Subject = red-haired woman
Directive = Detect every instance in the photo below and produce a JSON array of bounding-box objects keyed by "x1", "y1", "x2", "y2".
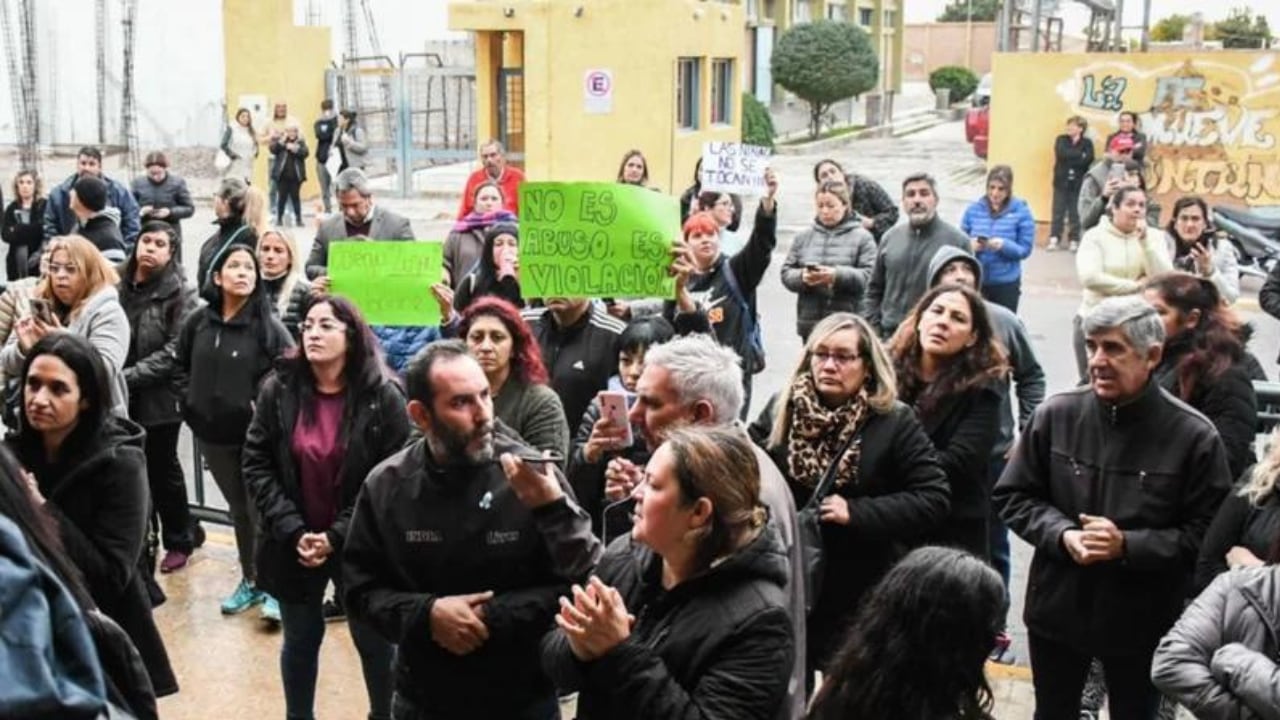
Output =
[
  {"x1": 890, "y1": 283, "x2": 1009, "y2": 560},
  {"x1": 460, "y1": 296, "x2": 570, "y2": 460},
  {"x1": 1143, "y1": 272, "x2": 1258, "y2": 480}
]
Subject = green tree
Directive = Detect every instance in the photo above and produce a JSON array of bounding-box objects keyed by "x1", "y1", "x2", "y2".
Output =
[
  {"x1": 1150, "y1": 14, "x2": 1191, "y2": 42},
  {"x1": 1214, "y1": 7, "x2": 1273, "y2": 49},
  {"x1": 771, "y1": 20, "x2": 879, "y2": 140},
  {"x1": 937, "y1": 0, "x2": 1001, "y2": 22}
]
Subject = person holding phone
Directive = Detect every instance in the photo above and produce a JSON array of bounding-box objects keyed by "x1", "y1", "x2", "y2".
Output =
[
  {"x1": 1079, "y1": 134, "x2": 1139, "y2": 234},
  {"x1": 781, "y1": 181, "x2": 877, "y2": 340},
  {"x1": 959, "y1": 165, "x2": 1037, "y2": 313},
  {"x1": 1163, "y1": 195, "x2": 1239, "y2": 304}
]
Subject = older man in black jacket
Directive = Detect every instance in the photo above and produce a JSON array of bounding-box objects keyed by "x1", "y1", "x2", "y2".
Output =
[
  {"x1": 994, "y1": 295, "x2": 1230, "y2": 720},
  {"x1": 343, "y1": 341, "x2": 600, "y2": 720}
]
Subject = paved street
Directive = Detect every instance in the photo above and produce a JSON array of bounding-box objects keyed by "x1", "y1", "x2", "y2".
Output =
[{"x1": 141, "y1": 120, "x2": 1276, "y2": 718}]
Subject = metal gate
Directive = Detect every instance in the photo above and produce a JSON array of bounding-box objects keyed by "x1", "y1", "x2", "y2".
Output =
[
  {"x1": 497, "y1": 68, "x2": 524, "y2": 160},
  {"x1": 326, "y1": 53, "x2": 477, "y2": 196}
]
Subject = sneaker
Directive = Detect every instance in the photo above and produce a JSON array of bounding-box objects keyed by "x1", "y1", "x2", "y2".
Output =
[
  {"x1": 989, "y1": 631, "x2": 1017, "y2": 664},
  {"x1": 1046, "y1": 236, "x2": 1060, "y2": 252},
  {"x1": 159, "y1": 550, "x2": 190, "y2": 573},
  {"x1": 261, "y1": 595, "x2": 281, "y2": 625},
  {"x1": 1068, "y1": 239, "x2": 1080, "y2": 253},
  {"x1": 220, "y1": 578, "x2": 265, "y2": 615},
  {"x1": 322, "y1": 598, "x2": 346, "y2": 623}
]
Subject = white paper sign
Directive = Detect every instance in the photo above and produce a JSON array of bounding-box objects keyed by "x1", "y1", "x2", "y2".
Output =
[
  {"x1": 583, "y1": 69, "x2": 613, "y2": 115},
  {"x1": 699, "y1": 142, "x2": 771, "y2": 195}
]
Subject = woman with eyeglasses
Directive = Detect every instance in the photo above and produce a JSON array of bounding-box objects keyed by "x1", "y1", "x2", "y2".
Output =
[
  {"x1": 1163, "y1": 196, "x2": 1239, "y2": 304},
  {"x1": 244, "y1": 295, "x2": 408, "y2": 720},
  {"x1": 750, "y1": 312, "x2": 949, "y2": 676}
]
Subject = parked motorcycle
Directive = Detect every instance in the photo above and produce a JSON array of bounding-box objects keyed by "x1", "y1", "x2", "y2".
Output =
[{"x1": 1212, "y1": 205, "x2": 1280, "y2": 280}]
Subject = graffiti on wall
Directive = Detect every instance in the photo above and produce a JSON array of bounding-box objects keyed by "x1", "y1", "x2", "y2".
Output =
[{"x1": 1063, "y1": 54, "x2": 1280, "y2": 211}]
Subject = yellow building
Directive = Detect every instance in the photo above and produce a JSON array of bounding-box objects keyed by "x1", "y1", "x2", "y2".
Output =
[
  {"x1": 744, "y1": 0, "x2": 903, "y2": 104},
  {"x1": 449, "y1": 0, "x2": 745, "y2": 194},
  {"x1": 223, "y1": 0, "x2": 330, "y2": 198}
]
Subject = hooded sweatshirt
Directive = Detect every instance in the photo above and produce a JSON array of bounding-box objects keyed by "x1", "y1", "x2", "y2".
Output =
[{"x1": 927, "y1": 246, "x2": 1046, "y2": 457}]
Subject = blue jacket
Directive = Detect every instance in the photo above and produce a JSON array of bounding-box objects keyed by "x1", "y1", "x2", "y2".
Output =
[
  {"x1": 959, "y1": 197, "x2": 1036, "y2": 285},
  {"x1": 44, "y1": 173, "x2": 141, "y2": 248},
  {"x1": 373, "y1": 324, "x2": 441, "y2": 374}
]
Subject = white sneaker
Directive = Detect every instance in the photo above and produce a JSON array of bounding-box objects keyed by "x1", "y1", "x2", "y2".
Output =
[
  {"x1": 1046, "y1": 236, "x2": 1060, "y2": 252},
  {"x1": 1068, "y1": 239, "x2": 1080, "y2": 253}
]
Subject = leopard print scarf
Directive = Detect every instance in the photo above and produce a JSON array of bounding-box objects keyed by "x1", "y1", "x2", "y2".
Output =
[{"x1": 785, "y1": 372, "x2": 870, "y2": 491}]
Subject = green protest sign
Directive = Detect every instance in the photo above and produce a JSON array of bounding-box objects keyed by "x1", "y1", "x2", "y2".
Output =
[
  {"x1": 519, "y1": 182, "x2": 678, "y2": 299},
  {"x1": 328, "y1": 241, "x2": 443, "y2": 326}
]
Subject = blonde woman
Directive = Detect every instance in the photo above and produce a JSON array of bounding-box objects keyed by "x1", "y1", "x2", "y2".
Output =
[
  {"x1": 0, "y1": 235, "x2": 130, "y2": 416},
  {"x1": 1194, "y1": 429, "x2": 1280, "y2": 592},
  {"x1": 257, "y1": 228, "x2": 311, "y2": 338},
  {"x1": 748, "y1": 311, "x2": 949, "y2": 675}
]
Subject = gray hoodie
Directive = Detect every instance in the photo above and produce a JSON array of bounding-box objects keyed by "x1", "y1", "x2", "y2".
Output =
[{"x1": 927, "y1": 246, "x2": 1046, "y2": 456}]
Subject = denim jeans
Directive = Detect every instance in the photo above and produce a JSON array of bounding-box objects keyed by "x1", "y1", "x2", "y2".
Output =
[
  {"x1": 280, "y1": 570, "x2": 394, "y2": 720},
  {"x1": 981, "y1": 279, "x2": 1021, "y2": 314}
]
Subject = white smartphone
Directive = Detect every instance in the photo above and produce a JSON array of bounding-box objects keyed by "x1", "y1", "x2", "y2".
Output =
[{"x1": 598, "y1": 391, "x2": 634, "y2": 449}]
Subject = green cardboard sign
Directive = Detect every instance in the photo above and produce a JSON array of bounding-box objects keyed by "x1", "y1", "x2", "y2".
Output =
[
  {"x1": 328, "y1": 240, "x2": 443, "y2": 326},
  {"x1": 519, "y1": 182, "x2": 679, "y2": 299}
]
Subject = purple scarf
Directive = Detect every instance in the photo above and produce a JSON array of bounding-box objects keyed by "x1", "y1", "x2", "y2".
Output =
[{"x1": 452, "y1": 209, "x2": 517, "y2": 233}]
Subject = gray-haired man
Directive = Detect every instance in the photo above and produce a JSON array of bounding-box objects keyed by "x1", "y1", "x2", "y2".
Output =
[
  {"x1": 994, "y1": 296, "x2": 1229, "y2": 720},
  {"x1": 598, "y1": 333, "x2": 806, "y2": 720}
]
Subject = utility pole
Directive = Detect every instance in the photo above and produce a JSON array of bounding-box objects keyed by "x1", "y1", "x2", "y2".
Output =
[
  {"x1": 1140, "y1": 0, "x2": 1152, "y2": 51},
  {"x1": 1030, "y1": 0, "x2": 1043, "y2": 51},
  {"x1": 998, "y1": 0, "x2": 1014, "y2": 51},
  {"x1": 1113, "y1": 0, "x2": 1125, "y2": 50}
]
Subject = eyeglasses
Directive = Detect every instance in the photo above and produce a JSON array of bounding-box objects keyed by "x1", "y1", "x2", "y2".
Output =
[
  {"x1": 300, "y1": 319, "x2": 347, "y2": 334},
  {"x1": 811, "y1": 350, "x2": 861, "y2": 366}
]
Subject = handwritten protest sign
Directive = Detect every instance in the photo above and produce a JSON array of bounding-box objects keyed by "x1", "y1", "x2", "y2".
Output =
[
  {"x1": 520, "y1": 182, "x2": 678, "y2": 300},
  {"x1": 699, "y1": 142, "x2": 771, "y2": 195},
  {"x1": 328, "y1": 241, "x2": 443, "y2": 326}
]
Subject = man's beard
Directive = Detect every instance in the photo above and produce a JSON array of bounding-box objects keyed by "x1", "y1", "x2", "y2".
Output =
[
  {"x1": 427, "y1": 418, "x2": 495, "y2": 465},
  {"x1": 907, "y1": 207, "x2": 936, "y2": 227}
]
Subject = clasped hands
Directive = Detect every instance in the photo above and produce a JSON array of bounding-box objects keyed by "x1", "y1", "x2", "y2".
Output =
[
  {"x1": 1061, "y1": 514, "x2": 1125, "y2": 565},
  {"x1": 556, "y1": 576, "x2": 634, "y2": 661}
]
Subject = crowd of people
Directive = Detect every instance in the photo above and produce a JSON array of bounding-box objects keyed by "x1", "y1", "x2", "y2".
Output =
[{"x1": 1, "y1": 98, "x2": 1280, "y2": 720}]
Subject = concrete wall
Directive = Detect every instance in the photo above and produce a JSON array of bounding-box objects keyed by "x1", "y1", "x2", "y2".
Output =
[
  {"x1": 989, "y1": 51, "x2": 1280, "y2": 225},
  {"x1": 223, "y1": 0, "x2": 331, "y2": 197},
  {"x1": 450, "y1": 0, "x2": 745, "y2": 194},
  {"x1": 904, "y1": 22, "x2": 998, "y2": 81}
]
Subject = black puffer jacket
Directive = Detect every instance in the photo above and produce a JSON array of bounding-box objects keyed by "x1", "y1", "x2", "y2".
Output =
[
  {"x1": 175, "y1": 302, "x2": 292, "y2": 445},
  {"x1": 1152, "y1": 565, "x2": 1280, "y2": 719},
  {"x1": 130, "y1": 172, "x2": 194, "y2": 247},
  {"x1": 196, "y1": 218, "x2": 257, "y2": 304},
  {"x1": 117, "y1": 257, "x2": 198, "y2": 426},
  {"x1": 541, "y1": 526, "x2": 795, "y2": 720},
  {"x1": 12, "y1": 416, "x2": 177, "y2": 697},
  {"x1": 780, "y1": 215, "x2": 877, "y2": 339},
  {"x1": 244, "y1": 372, "x2": 411, "y2": 602},
  {"x1": 1154, "y1": 340, "x2": 1259, "y2": 481},
  {"x1": 1195, "y1": 484, "x2": 1280, "y2": 592},
  {"x1": 994, "y1": 382, "x2": 1231, "y2": 655},
  {"x1": 751, "y1": 397, "x2": 950, "y2": 668}
]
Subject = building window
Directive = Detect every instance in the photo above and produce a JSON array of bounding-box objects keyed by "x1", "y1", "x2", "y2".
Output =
[
  {"x1": 676, "y1": 57, "x2": 701, "y2": 130},
  {"x1": 827, "y1": 2, "x2": 847, "y2": 21},
  {"x1": 859, "y1": 7, "x2": 874, "y2": 25},
  {"x1": 711, "y1": 58, "x2": 734, "y2": 125},
  {"x1": 793, "y1": 0, "x2": 811, "y2": 22},
  {"x1": 746, "y1": 0, "x2": 760, "y2": 20},
  {"x1": 884, "y1": 9, "x2": 896, "y2": 26}
]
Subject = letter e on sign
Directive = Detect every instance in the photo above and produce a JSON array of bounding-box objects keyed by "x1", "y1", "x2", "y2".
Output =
[{"x1": 584, "y1": 69, "x2": 613, "y2": 115}]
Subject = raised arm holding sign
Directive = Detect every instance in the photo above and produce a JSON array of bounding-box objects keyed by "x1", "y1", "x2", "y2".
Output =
[{"x1": 699, "y1": 142, "x2": 772, "y2": 196}]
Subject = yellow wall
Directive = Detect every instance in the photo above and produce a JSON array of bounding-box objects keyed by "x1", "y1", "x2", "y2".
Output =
[
  {"x1": 450, "y1": 0, "x2": 745, "y2": 194},
  {"x1": 223, "y1": 0, "x2": 331, "y2": 199},
  {"x1": 990, "y1": 51, "x2": 1280, "y2": 225}
]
